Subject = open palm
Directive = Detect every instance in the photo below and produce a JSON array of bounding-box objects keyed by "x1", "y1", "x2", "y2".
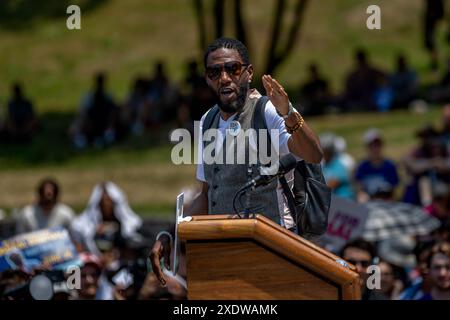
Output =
[{"x1": 262, "y1": 74, "x2": 290, "y2": 116}]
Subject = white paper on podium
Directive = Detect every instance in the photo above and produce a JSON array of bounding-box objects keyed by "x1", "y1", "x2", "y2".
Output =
[
  {"x1": 171, "y1": 193, "x2": 184, "y2": 276},
  {"x1": 161, "y1": 193, "x2": 189, "y2": 290}
]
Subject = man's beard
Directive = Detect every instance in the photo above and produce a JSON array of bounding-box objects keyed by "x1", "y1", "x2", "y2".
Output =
[{"x1": 217, "y1": 82, "x2": 249, "y2": 113}]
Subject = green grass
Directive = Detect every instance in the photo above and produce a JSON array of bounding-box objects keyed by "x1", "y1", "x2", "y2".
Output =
[
  {"x1": 0, "y1": 0, "x2": 449, "y2": 217},
  {"x1": 1, "y1": 0, "x2": 448, "y2": 111}
]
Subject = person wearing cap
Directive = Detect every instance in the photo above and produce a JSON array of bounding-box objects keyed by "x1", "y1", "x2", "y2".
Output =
[
  {"x1": 320, "y1": 132, "x2": 354, "y2": 200},
  {"x1": 354, "y1": 128, "x2": 399, "y2": 202},
  {"x1": 75, "y1": 252, "x2": 103, "y2": 300}
]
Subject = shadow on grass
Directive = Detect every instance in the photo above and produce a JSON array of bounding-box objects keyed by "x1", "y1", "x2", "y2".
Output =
[
  {"x1": 0, "y1": 111, "x2": 169, "y2": 168},
  {"x1": 0, "y1": 0, "x2": 109, "y2": 30}
]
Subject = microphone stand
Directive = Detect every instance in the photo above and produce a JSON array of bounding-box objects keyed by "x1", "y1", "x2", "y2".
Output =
[
  {"x1": 232, "y1": 165, "x2": 255, "y2": 218},
  {"x1": 232, "y1": 187, "x2": 247, "y2": 219},
  {"x1": 244, "y1": 188, "x2": 252, "y2": 218}
]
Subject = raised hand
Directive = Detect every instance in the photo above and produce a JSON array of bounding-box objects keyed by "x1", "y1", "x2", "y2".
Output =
[{"x1": 262, "y1": 74, "x2": 290, "y2": 116}]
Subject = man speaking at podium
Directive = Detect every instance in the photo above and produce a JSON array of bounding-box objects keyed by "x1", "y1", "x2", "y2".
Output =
[{"x1": 150, "y1": 37, "x2": 323, "y2": 285}]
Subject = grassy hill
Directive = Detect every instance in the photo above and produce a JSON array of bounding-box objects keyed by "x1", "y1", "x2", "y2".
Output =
[
  {"x1": 1, "y1": 0, "x2": 447, "y2": 111},
  {"x1": 0, "y1": 0, "x2": 448, "y2": 216}
]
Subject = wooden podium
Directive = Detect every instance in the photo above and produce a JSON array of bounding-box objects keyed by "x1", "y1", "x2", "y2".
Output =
[{"x1": 178, "y1": 214, "x2": 361, "y2": 300}]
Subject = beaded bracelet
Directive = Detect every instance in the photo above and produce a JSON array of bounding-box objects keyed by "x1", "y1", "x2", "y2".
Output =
[{"x1": 285, "y1": 112, "x2": 305, "y2": 134}]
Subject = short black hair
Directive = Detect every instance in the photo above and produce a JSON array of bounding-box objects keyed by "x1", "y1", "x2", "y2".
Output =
[
  {"x1": 340, "y1": 238, "x2": 377, "y2": 260},
  {"x1": 37, "y1": 178, "x2": 60, "y2": 199},
  {"x1": 204, "y1": 37, "x2": 250, "y2": 67},
  {"x1": 427, "y1": 241, "x2": 450, "y2": 268}
]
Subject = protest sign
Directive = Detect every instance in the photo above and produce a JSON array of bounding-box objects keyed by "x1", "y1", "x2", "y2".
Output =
[
  {"x1": 0, "y1": 227, "x2": 80, "y2": 272},
  {"x1": 320, "y1": 196, "x2": 369, "y2": 254}
]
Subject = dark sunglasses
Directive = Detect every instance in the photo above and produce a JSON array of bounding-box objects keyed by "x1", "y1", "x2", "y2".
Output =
[
  {"x1": 205, "y1": 61, "x2": 249, "y2": 80},
  {"x1": 347, "y1": 259, "x2": 371, "y2": 268}
]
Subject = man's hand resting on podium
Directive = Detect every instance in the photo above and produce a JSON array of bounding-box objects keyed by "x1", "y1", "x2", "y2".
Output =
[{"x1": 149, "y1": 233, "x2": 172, "y2": 285}]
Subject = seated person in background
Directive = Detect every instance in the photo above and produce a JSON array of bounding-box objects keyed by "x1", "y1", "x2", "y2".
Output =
[
  {"x1": 71, "y1": 181, "x2": 142, "y2": 256},
  {"x1": 420, "y1": 242, "x2": 450, "y2": 300},
  {"x1": 5, "y1": 83, "x2": 39, "y2": 142},
  {"x1": 299, "y1": 63, "x2": 330, "y2": 116},
  {"x1": 139, "y1": 61, "x2": 180, "y2": 128},
  {"x1": 342, "y1": 49, "x2": 384, "y2": 112},
  {"x1": 355, "y1": 129, "x2": 399, "y2": 203},
  {"x1": 69, "y1": 72, "x2": 119, "y2": 149},
  {"x1": 183, "y1": 59, "x2": 216, "y2": 122},
  {"x1": 175, "y1": 97, "x2": 194, "y2": 135},
  {"x1": 389, "y1": 54, "x2": 417, "y2": 108},
  {"x1": 402, "y1": 124, "x2": 450, "y2": 206},
  {"x1": 341, "y1": 238, "x2": 386, "y2": 300},
  {"x1": 15, "y1": 178, "x2": 75, "y2": 234},
  {"x1": 373, "y1": 73, "x2": 394, "y2": 112},
  {"x1": 320, "y1": 133, "x2": 354, "y2": 200},
  {"x1": 122, "y1": 77, "x2": 149, "y2": 136}
]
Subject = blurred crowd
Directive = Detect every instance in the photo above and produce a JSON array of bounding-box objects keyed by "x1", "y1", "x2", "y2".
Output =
[
  {"x1": 320, "y1": 105, "x2": 450, "y2": 300},
  {"x1": 0, "y1": 59, "x2": 216, "y2": 148},
  {"x1": 0, "y1": 179, "x2": 186, "y2": 300},
  {"x1": 297, "y1": 48, "x2": 450, "y2": 116},
  {"x1": 4, "y1": 45, "x2": 450, "y2": 147},
  {"x1": 67, "y1": 60, "x2": 217, "y2": 149}
]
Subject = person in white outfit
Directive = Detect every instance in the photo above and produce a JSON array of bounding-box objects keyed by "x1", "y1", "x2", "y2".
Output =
[
  {"x1": 15, "y1": 178, "x2": 75, "y2": 234},
  {"x1": 71, "y1": 181, "x2": 142, "y2": 256}
]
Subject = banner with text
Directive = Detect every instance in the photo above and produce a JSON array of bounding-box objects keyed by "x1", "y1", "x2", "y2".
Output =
[{"x1": 0, "y1": 227, "x2": 80, "y2": 272}]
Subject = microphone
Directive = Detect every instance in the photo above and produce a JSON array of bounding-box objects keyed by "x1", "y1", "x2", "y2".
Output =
[{"x1": 242, "y1": 154, "x2": 297, "y2": 190}]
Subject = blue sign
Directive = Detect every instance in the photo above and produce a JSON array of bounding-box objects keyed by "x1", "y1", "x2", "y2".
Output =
[{"x1": 0, "y1": 227, "x2": 80, "y2": 273}]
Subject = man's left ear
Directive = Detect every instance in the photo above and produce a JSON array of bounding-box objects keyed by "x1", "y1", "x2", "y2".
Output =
[{"x1": 247, "y1": 64, "x2": 254, "y2": 82}]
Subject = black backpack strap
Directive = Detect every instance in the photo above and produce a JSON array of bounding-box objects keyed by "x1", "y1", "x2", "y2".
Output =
[
  {"x1": 252, "y1": 96, "x2": 271, "y2": 152},
  {"x1": 200, "y1": 105, "x2": 221, "y2": 163},
  {"x1": 202, "y1": 105, "x2": 221, "y2": 134},
  {"x1": 252, "y1": 96, "x2": 299, "y2": 231},
  {"x1": 279, "y1": 175, "x2": 299, "y2": 233}
]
